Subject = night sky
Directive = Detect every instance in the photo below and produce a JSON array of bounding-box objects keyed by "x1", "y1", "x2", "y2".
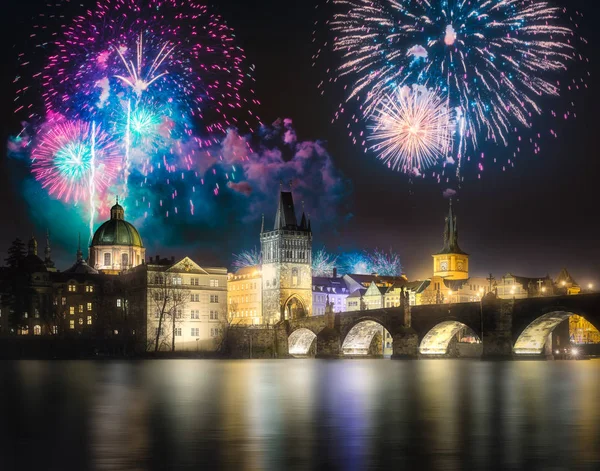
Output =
[{"x1": 1, "y1": 0, "x2": 599, "y2": 284}]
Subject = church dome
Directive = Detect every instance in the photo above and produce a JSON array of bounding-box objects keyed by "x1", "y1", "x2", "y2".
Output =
[{"x1": 91, "y1": 201, "x2": 143, "y2": 248}]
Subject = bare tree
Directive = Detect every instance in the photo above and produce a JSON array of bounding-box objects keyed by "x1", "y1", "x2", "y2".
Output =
[{"x1": 150, "y1": 274, "x2": 189, "y2": 352}]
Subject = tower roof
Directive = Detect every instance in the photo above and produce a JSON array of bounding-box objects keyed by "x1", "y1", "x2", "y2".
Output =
[
  {"x1": 435, "y1": 199, "x2": 467, "y2": 255},
  {"x1": 274, "y1": 191, "x2": 298, "y2": 229}
]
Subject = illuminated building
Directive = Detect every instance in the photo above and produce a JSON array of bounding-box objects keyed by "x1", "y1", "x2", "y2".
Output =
[
  {"x1": 228, "y1": 266, "x2": 262, "y2": 325},
  {"x1": 496, "y1": 274, "x2": 554, "y2": 299},
  {"x1": 126, "y1": 256, "x2": 228, "y2": 351},
  {"x1": 432, "y1": 200, "x2": 469, "y2": 280},
  {"x1": 89, "y1": 199, "x2": 145, "y2": 274},
  {"x1": 260, "y1": 188, "x2": 313, "y2": 323},
  {"x1": 556, "y1": 268, "x2": 581, "y2": 295},
  {"x1": 415, "y1": 201, "x2": 489, "y2": 305},
  {"x1": 569, "y1": 315, "x2": 600, "y2": 344},
  {"x1": 312, "y1": 276, "x2": 350, "y2": 315}
]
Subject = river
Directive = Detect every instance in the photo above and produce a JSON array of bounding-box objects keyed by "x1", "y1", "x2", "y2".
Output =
[{"x1": 0, "y1": 359, "x2": 599, "y2": 470}]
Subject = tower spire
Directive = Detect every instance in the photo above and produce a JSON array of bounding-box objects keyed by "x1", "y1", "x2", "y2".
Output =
[
  {"x1": 260, "y1": 213, "x2": 265, "y2": 234},
  {"x1": 44, "y1": 229, "x2": 55, "y2": 268}
]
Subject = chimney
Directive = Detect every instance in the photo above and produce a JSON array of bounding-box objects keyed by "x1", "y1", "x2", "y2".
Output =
[{"x1": 333, "y1": 267, "x2": 338, "y2": 278}]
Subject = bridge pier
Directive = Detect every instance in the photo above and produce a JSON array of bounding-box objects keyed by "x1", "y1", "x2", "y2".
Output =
[
  {"x1": 391, "y1": 328, "x2": 419, "y2": 359},
  {"x1": 481, "y1": 295, "x2": 513, "y2": 360},
  {"x1": 315, "y1": 327, "x2": 342, "y2": 359}
]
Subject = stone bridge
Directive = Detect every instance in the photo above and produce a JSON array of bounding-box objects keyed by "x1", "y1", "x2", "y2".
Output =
[{"x1": 274, "y1": 293, "x2": 600, "y2": 359}]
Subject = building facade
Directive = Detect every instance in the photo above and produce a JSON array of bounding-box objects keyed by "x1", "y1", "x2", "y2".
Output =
[
  {"x1": 260, "y1": 189, "x2": 313, "y2": 323},
  {"x1": 126, "y1": 256, "x2": 228, "y2": 352},
  {"x1": 228, "y1": 265, "x2": 262, "y2": 325},
  {"x1": 312, "y1": 276, "x2": 350, "y2": 315}
]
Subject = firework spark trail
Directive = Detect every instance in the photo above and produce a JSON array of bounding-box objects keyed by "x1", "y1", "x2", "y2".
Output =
[
  {"x1": 368, "y1": 85, "x2": 454, "y2": 172},
  {"x1": 89, "y1": 121, "x2": 96, "y2": 243},
  {"x1": 317, "y1": 0, "x2": 585, "y2": 178}
]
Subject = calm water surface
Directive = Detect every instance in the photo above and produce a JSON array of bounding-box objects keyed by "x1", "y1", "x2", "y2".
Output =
[{"x1": 1, "y1": 359, "x2": 599, "y2": 471}]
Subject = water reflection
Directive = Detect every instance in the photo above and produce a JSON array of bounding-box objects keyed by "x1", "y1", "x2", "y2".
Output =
[{"x1": 0, "y1": 359, "x2": 599, "y2": 471}]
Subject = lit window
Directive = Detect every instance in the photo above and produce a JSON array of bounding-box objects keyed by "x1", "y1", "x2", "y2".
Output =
[
  {"x1": 87, "y1": 303, "x2": 92, "y2": 311},
  {"x1": 52, "y1": 326, "x2": 58, "y2": 335},
  {"x1": 69, "y1": 306, "x2": 75, "y2": 315},
  {"x1": 210, "y1": 279, "x2": 219, "y2": 287},
  {"x1": 79, "y1": 305, "x2": 84, "y2": 313},
  {"x1": 191, "y1": 327, "x2": 199, "y2": 337},
  {"x1": 69, "y1": 320, "x2": 75, "y2": 329},
  {"x1": 33, "y1": 325, "x2": 41, "y2": 336},
  {"x1": 62, "y1": 297, "x2": 66, "y2": 305},
  {"x1": 117, "y1": 299, "x2": 122, "y2": 308},
  {"x1": 85, "y1": 285, "x2": 94, "y2": 293},
  {"x1": 172, "y1": 277, "x2": 182, "y2": 286},
  {"x1": 78, "y1": 318, "x2": 83, "y2": 326},
  {"x1": 87, "y1": 316, "x2": 92, "y2": 325},
  {"x1": 104, "y1": 253, "x2": 111, "y2": 266},
  {"x1": 175, "y1": 328, "x2": 182, "y2": 336},
  {"x1": 68, "y1": 284, "x2": 76, "y2": 292}
]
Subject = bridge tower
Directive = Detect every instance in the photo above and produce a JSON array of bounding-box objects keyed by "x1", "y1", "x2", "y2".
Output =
[
  {"x1": 432, "y1": 199, "x2": 469, "y2": 280},
  {"x1": 260, "y1": 187, "x2": 313, "y2": 323}
]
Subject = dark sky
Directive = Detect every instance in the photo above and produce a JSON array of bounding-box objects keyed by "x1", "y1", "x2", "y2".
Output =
[{"x1": 1, "y1": 0, "x2": 599, "y2": 284}]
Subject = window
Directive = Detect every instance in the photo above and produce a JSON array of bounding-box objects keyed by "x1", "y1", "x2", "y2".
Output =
[
  {"x1": 155, "y1": 275, "x2": 164, "y2": 285},
  {"x1": 52, "y1": 326, "x2": 58, "y2": 335},
  {"x1": 172, "y1": 277, "x2": 182, "y2": 286},
  {"x1": 191, "y1": 327, "x2": 199, "y2": 337},
  {"x1": 78, "y1": 318, "x2": 84, "y2": 325},
  {"x1": 69, "y1": 320, "x2": 75, "y2": 329},
  {"x1": 292, "y1": 268, "x2": 298, "y2": 286},
  {"x1": 155, "y1": 327, "x2": 164, "y2": 336},
  {"x1": 122, "y1": 253, "x2": 129, "y2": 267},
  {"x1": 87, "y1": 316, "x2": 92, "y2": 325},
  {"x1": 191, "y1": 294, "x2": 200, "y2": 302},
  {"x1": 210, "y1": 328, "x2": 220, "y2": 337},
  {"x1": 191, "y1": 310, "x2": 200, "y2": 319},
  {"x1": 209, "y1": 310, "x2": 219, "y2": 320},
  {"x1": 190, "y1": 278, "x2": 199, "y2": 286},
  {"x1": 33, "y1": 325, "x2": 41, "y2": 336},
  {"x1": 69, "y1": 306, "x2": 75, "y2": 315},
  {"x1": 86, "y1": 285, "x2": 94, "y2": 293},
  {"x1": 62, "y1": 297, "x2": 66, "y2": 306},
  {"x1": 210, "y1": 279, "x2": 219, "y2": 287},
  {"x1": 176, "y1": 309, "x2": 183, "y2": 319},
  {"x1": 79, "y1": 305, "x2": 84, "y2": 313},
  {"x1": 175, "y1": 328, "x2": 182, "y2": 336},
  {"x1": 210, "y1": 295, "x2": 219, "y2": 303},
  {"x1": 87, "y1": 303, "x2": 92, "y2": 311},
  {"x1": 68, "y1": 284, "x2": 76, "y2": 292},
  {"x1": 104, "y1": 253, "x2": 111, "y2": 266},
  {"x1": 117, "y1": 299, "x2": 122, "y2": 308}
]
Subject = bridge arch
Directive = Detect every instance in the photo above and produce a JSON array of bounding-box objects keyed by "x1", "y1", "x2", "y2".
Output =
[
  {"x1": 419, "y1": 321, "x2": 481, "y2": 356},
  {"x1": 283, "y1": 294, "x2": 306, "y2": 320},
  {"x1": 513, "y1": 311, "x2": 600, "y2": 355},
  {"x1": 288, "y1": 328, "x2": 317, "y2": 356},
  {"x1": 341, "y1": 319, "x2": 392, "y2": 357}
]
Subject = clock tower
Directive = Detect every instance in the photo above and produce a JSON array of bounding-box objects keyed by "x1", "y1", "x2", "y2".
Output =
[{"x1": 432, "y1": 200, "x2": 469, "y2": 280}]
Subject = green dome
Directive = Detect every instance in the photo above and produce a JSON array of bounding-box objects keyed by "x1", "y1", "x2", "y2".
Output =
[{"x1": 91, "y1": 201, "x2": 143, "y2": 248}]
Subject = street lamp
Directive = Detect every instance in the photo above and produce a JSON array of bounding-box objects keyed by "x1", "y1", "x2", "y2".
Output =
[{"x1": 588, "y1": 283, "x2": 594, "y2": 291}]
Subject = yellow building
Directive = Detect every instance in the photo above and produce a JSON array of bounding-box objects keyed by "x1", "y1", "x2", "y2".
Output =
[
  {"x1": 569, "y1": 315, "x2": 600, "y2": 344},
  {"x1": 228, "y1": 266, "x2": 262, "y2": 325},
  {"x1": 432, "y1": 200, "x2": 469, "y2": 280}
]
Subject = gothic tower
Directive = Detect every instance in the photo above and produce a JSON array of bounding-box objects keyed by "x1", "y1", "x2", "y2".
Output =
[
  {"x1": 260, "y1": 189, "x2": 313, "y2": 323},
  {"x1": 432, "y1": 200, "x2": 469, "y2": 280}
]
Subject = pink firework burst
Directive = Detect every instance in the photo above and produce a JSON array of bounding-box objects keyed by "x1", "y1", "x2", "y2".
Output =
[{"x1": 31, "y1": 121, "x2": 121, "y2": 203}]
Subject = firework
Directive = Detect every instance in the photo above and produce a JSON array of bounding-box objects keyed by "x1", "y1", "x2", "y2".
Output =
[
  {"x1": 367, "y1": 248, "x2": 402, "y2": 277},
  {"x1": 31, "y1": 121, "x2": 121, "y2": 203},
  {"x1": 321, "y1": 0, "x2": 583, "y2": 175},
  {"x1": 232, "y1": 247, "x2": 262, "y2": 271},
  {"x1": 369, "y1": 85, "x2": 454, "y2": 172},
  {"x1": 312, "y1": 247, "x2": 339, "y2": 277},
  {"x1": 16, "y1": 0, "x2": 260, "y2": 223}
]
